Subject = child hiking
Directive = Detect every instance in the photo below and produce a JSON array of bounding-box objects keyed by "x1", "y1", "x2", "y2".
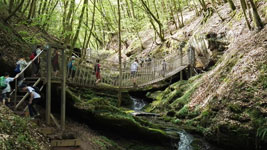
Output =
[
  {"x1": 1, "y1": 72, "x2": 17, "y2": 105},
  {"x1": 20, "y1": 84, "x2": 41, "y2": 119},
  {"x1": 94, "y1": 59, "x2": 101, "y2": 84}
]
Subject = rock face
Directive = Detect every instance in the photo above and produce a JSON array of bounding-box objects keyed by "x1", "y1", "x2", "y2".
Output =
[
  {"x1": 145, "y1": 23, "x2": 267, "y2": 150},
  {"x1": 50, "y1": 86, "x2": 179, "y2": 147}
]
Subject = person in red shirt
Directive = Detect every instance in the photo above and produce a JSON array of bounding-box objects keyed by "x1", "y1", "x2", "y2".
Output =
[{"x1": 94, "y1": 59, "x2": 101, "y2": 84}]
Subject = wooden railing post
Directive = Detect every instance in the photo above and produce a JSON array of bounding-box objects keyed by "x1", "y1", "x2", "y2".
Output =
[
  {"x1": 46, "y1": 45, "x2": 52, "y2": 125},
  {"x1": 61, "y1": 48, "x2": 66, "y2": 130},
  {"x1": 180, "y1": 47, "x2": 183, "y2": 80},
  {"x1": 188, "y1": 45, "x2": 195, "y2": 77},
  {"x1": 14, "y1": 78, "x2": 18, "y2": 106}
]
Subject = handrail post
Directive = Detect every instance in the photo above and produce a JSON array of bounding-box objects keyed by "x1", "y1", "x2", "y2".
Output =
[
  {"x1": 180, "y1": 47, "x2": 183, "y2": 80},
  {"x1": 46, "y1": 45, "x2": 52, "y2": 125},
  {"x1": 14, "y1": 78, "x2": 18, "y2": 106},
  {"x1": 61, "y1": 48, "x2": 66, "y2": 130},
  {"x1": 188, "y1": 45, "x2": 195, "y2": 77}
]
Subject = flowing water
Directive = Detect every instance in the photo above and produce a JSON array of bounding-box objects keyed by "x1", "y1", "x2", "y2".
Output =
[
  {"x1": 177, "y1": 130, "x2": 194, "y2": 150},
  {"x1": 129, "y1": 96, "x2": 223, "y2": 150},
  {"x1": 130, "y1": 96, "x2": 147, "y2": 111}
]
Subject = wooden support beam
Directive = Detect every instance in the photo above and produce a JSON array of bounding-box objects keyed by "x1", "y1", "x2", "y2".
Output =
[
  {"x1": 50, "y1": 114, "x2": 61, "y2": 129},
  {"x1": 61, "y1": 48, "x2": 66, "y2": 130},
  {"x1": 51, "y1": 139, "x2": 81, "y2": 147},
  {"x1": 46, "y1": 45, "x2": 52, "y2": 124}
]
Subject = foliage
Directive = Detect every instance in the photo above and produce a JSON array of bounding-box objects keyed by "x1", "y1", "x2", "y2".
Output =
[
  {"x1": 18, "y1": 30, "x2": 44, "y2": 45},
  {"x1": 0, "y1": 106, "x2": 47, "y2": 150},
  {"x1": 257, "y1": 126, "x2": 267, "y2": 141}
]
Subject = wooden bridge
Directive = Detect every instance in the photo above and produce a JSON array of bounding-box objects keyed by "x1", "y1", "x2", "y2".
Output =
[
  {"x1": 49, "y1": 49, "x2": 193, "y2": 89},
  {"x1": 9, "y1": 44, "x2": 195, "y2": 130}
]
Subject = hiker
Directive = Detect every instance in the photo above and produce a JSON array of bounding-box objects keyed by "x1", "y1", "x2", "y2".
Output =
[
  {"x1": 15, "y1": 57, "x2": 28, "y2": 86},
  {"x1": 146, "y1": 54, "x2": 152, "y2": 67},
  {"x1": 67, "y1": 56, "x2": 76, "y2": 78},
  {"x1": 139, "y1": 58, "x2": 144, "y2": 68},
  {"x1": 94, "y1": 59, "x2": 101, "y2": 84},
  {"x1": 130, "y1": 58, "x2": 139, "y2": 87},
  {"x1": 35, "y1": 45, "x2": 42, "y2": 76},
  {"x1": 52, "y1": 49, "x2": 60, "y2": 76},
  {"x1": 162, "y1": 59, "x2": 167, "y2": 77},
  {"x1": 123, "y1": 57, "x2": 127, "y2": 70},
  {"x1": 31, "y1": 45, "x2": 42, "y2": 76},
  {"x1": 1, "y1": 72, "x2": 17, "y2": 105},
  {"x1": 20, "y1": 84, "x2": 40, "y2": 119}
]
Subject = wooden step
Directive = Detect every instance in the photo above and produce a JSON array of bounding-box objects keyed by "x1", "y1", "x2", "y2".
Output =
[
  {"x1": 25, "y1": 77, "x2": 40, "y2": 80},
  {"x1": 24, "y1": 81, "x2": 38, "y2": 84},
  {"x1": 39, "y1": 127, "x2": 56, "y2": 135},
  {"x1": 52, "y1": 147, "x2": 81, "y2": 150},
  {"x1": 51, "y1": 139, "x2": 81, "y2": 147}
]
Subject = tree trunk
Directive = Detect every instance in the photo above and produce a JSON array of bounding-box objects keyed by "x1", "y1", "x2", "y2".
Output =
[
  {"x1": 43, "y1": 0, "x2": 59, "y2": 30},
  {"x1": 37, "y1": 0, "x2": 43, "y2": 16},
  {"x1": 72, "y1": 0, "x2": 88, "y2": 48},
  {"x1": 64, "y1": 0, "x2": 75, "y2": 43},
  {"x1": 199, "y1": 0, "x2": 207, "y2": 11},
  {"x1": 240, "y1": 0, "x2": 251, "y2": 30},
  {"x1": 247, "y1": 0, "x2": 264, "y2": 30},
  {"x1": 21, "y1": 0, "x2": 31, "y2": 18},
  {"x1": 130, "y1": 0, "x2": 135, "y2": 18},
  {"x1": 5, "y1": 0, "x2": 25, "y2": 22},
  {"x1": 117, "y1": 0, "x2": 122, "y2": 107},
  {"x1": 140, "y1": 0, "x2": 165, "y2": 42},
  {"x1": 85, "y1": 0, "x2": 96, "y2": 51},
  {"x1": 227, "y1": 0, "x2": 236, "y2": 11},
  {"x1": 9, "y1": 0, "x2": 14, "y2": 13}
]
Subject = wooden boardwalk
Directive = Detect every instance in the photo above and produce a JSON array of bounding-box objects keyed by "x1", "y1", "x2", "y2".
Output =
[
  {"x1": 49, "y1": 53, "x2": 191, "y2": 89},
  {"x1": 9, "y1": 46, "x2": 195, "y2": 130}
]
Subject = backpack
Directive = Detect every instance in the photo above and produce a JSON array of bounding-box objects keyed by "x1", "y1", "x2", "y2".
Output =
[
  {"x1": 94, "y1": 64, "x2": 100, "y2": 73},
  {"x1": 67, "y1": 61, "x2": 73, "y2": 69},
  {"x1": 14, "y1": 64, "x2": 21, "y2": 73},
  {"x1": 32, "y1": 86, "x2": 40, "y2": 94},
  {"x1": 0, "y1": 76, "x2": 7, "y2": 89},
  {"x1": 29, "y1": 50, "x2": 37, "y2": 60}
]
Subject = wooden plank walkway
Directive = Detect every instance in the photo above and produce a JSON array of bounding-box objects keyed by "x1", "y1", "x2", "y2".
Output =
[{"x1": 47, "y1": 53, "x2": 191, "y2": 90}]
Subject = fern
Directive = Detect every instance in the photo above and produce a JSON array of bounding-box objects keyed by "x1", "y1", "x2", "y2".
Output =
[{"x1": 257, "y1": 126, "x2": 267, "y2": 140}]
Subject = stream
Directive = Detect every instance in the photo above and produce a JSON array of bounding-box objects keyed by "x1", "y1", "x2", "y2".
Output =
[
  {"x1": 130, "y1": 96, "x2": 222, "y2": 150},
  {"x1": 130, "y1": 96, "x2": 148, "y2": 111}
]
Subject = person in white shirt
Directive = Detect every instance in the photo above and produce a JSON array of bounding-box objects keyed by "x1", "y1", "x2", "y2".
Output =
[
  {"x1": 1, "y1": 72, "x2": 17, "y2": 105},
  {"x1": 130, "y1": 59, "x2": 139, "y2": 87},
  {"x1": 21, "y1": 84, "x2": 41, "y2": 118}
]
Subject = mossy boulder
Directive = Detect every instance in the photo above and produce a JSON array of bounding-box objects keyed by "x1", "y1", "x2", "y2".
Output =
[{"x1": 63, "y1": 88, "x2": 179, "y2": 146}]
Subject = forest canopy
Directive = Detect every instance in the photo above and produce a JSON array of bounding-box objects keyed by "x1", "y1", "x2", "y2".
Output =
[{"x1": 2, "y1": 0, "x2": 264, "y2": 57}]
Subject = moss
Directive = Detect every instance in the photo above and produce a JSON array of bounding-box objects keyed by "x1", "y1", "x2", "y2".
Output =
[
  {"x1": 66, "y1": 87, "x2": 178, "y2": 145},
  {"x1": 258, "y1": 64, "x2": 267, "y2": 89},
  {"x1": 176, "y1": 105, "x2": 189, "y2": 118},
  {"x1": 171, "y1": 81, "x2": 200, "y2": 109},
  {"x1": 234, "y1": 11, "x2": 243, "y2": 21},
  {"x1": 163, "y1": 116, "x2": 172, "y2": 122},
  {"x1": 172, "y1": 119, "x2": 182, "y2": 125},
  {"x1": 228, "y1": 103, "x2": 242, "y2": 113}
]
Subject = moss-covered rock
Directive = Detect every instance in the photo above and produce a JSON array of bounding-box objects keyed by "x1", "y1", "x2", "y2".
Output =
[{"x1": 63, "y1": 87, "x2": 179, "y2": 147}]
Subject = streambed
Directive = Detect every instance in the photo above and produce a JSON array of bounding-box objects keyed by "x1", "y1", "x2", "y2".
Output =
[{"x1": 130, "y1": 95, "x2": 224, "y2": 150}]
